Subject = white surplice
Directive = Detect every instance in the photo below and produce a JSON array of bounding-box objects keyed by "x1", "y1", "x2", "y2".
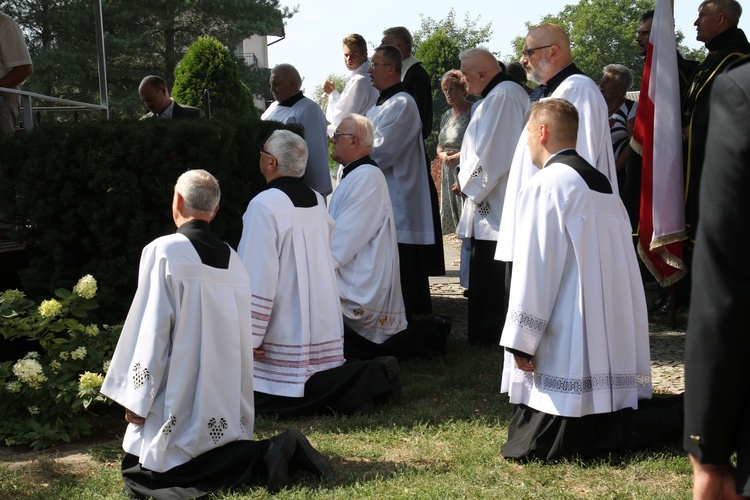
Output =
[
  {"x1": 495, "y1": 74, "x2": 616, "y2": 261},
  {"x1": 500, "y1": 160, "x2": 651, "y2": 418},
  {"x1": 329, "y1": 162, "x2": 407, "y2": 342},
  {"x1": 262, "y1": 97, "x2": 333, "y2": 196},
  {"x1": 456, "y1": 79, "x2": 529, "y2": 241},
  {"x1": 365, "y1": 90, "x2": 434, "y2": 245},
  {"x1": 325, "y1": 61, "x2": 379, "y2": 137},
  {"x1": 101, "y1": 235, "x2": 255, "y2": 473},
  {"x1": 237, "y1": 188, "x2": 345, "y2": 398}
]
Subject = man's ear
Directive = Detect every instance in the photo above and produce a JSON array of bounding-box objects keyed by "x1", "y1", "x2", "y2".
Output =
[
  {"x1": 548, "y1": 44, "x2": 560, "y2": 62},
  {"x1": 538, "y1": 124, "x2": 550, "y2": 145},
  {"x1": 175, "y1": 191, "x2": 186, "y2": 211},
  {"x1": 209, "y1": 204, "x2": 219, "y2": 221}
]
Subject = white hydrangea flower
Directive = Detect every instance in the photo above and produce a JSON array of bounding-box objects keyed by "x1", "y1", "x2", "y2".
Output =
[
  {"x1": 5, "y1": 381, "x2": 22, "y2": 393},
  {"x1": 102, "y1": 360, "x2": 111, "y2": 373},
  {"x1": 70, "y1": 346, "x2": 87, "y2": 360},
  {"x1": 1, "y1": 289, "x2": 24, "y2": 303},
  {"x1": 73, "y1": 274, "x2": 98, "y2": 299},
  {"x1": 84, "y1": 324, "x2": 100, "y2": 337},
  {"x1": 78, "y1": 371, "x2": 104, "y2": 391},
  {"x1": 12, "y1": 358, "x2": 47, "y2": 388},
  {"x1": 50, "y1": 360, "x2": 62, "y2": 373},
  {"x1": 27, "y1": 406, "x2": 40, "y2": 415},
  {"x1": 38, "y1": 299, "x2": 63, "y2": 318}
]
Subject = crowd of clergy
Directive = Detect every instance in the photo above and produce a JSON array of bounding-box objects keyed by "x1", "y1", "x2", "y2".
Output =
[{"x1": 100, "y1": 1, "x2": 750, "y2": 496}]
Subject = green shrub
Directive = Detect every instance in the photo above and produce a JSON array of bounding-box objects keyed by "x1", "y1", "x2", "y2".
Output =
[
  {"x1": 173, "y1": 35, "x2": 257, "y2": 119},
  {"x1": 0, "y1": 276, "x2": 119, "y2": 449},
  {"x1": 0, "y1": 117, "x2": 300, "y2": 322}
]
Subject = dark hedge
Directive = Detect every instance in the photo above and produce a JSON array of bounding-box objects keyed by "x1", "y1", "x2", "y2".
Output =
[{"x1": 0, "y1": 117, "x2": 301, "y2": 323}]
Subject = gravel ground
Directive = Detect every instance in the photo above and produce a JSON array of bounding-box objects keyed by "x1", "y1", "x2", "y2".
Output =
[{"x1": 429, "y1": 281, "x2": 686, "y2": 395}]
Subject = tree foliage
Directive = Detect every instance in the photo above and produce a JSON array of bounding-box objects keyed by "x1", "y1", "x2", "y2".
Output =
[
  {"x1": 1, "y1": 0, "x2": 293, "y2": 119},
  {"x1": 412, "y1": 9, "x2": 491, "y2": 156},
  {"x1": 311, "y1": 73, "x2": 346, "y2": 110},
  {"x1": 173, "y1": 36, "x2": 255, "y2": 119},
  {"x1": 513, "y1": 0, "x2": 656, "y2": 89},
  {"x1": 412, "y1": 9, "x2": 492, "y2": 55}
]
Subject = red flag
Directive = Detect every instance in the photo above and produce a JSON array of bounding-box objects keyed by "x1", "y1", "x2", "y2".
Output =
[{"x1": 631, "y1": 0, "x2": 687, "y2": 286}]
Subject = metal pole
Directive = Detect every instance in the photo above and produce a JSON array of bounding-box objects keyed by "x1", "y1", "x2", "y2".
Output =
[{"x1": 93, "y1": 0, "x2": 109, "y2": 121}]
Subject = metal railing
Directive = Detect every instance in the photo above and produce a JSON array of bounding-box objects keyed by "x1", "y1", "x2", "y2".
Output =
[{"x1": 1, "y1": 87, "x2": 109, "y2": 131}]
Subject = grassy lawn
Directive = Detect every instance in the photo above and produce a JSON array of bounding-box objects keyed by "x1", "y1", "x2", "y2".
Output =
[{"x1": 0, "y1": 293, "x2": 692, "y2": 499}]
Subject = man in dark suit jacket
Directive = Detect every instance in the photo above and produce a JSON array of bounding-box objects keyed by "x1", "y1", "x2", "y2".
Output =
[
  {"x1": 381, "y1": 26, "x2": 432, "y2": 141},
  {"x1": 138, "y1": 75, "x2": 206, "y2": 120},
  {"x1": 684, "y1": 54, "x2": 750, "y2": 499}
]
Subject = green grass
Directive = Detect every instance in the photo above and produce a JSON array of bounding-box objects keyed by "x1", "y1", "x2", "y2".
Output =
[{"x1": 0, "y1": 294, "x2": 692, "y2": 498}]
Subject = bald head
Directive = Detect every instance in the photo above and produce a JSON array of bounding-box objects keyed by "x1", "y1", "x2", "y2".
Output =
[
  {"x1": 458, "y1": 47, "x2": 502, "y2": 96},
  {"x1": 521, "y1": 24, "x2": 573, "y2": 85}
]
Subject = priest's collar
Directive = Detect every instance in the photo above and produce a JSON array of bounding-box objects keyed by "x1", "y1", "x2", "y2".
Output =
[
  {"x1": 278, "y1": 91, "x2": 305, "y2": 107},
  {"x1": 481, "y1": 71, "x2": 518, "y2": 98},
  {"x1": 177, "y1": 219, "x2": 212, "y2": 233},
  {"x1": 342, "y1": 155, "x2": 378, "y2": 179},
  {"x1": 706, "y1": 26, "x2": 746, "y2": 52},
  {"x1": 177, "y1": 219, "x2": 231, "y2": 269},
  {"x1": 267, "y1": 176, "x2": 317, "y2": 207},
  {"x1": 544, "y1": 148, "x2": 577, "y2": 168},
  {"x1": 377, "y1": 83, "x2": 405, "y2": 105},
  {"x1": 543, "y1": 63, "x2": 583, "y2": 96}
]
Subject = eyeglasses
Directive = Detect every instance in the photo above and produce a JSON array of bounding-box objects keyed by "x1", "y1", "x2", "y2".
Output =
[
  {"x1": 521, "y1": 44, "x2": 553, "y2": 57},
  {"x1": 258, "y1": 146, "x2": 276, "y2": 162},
  {"x1": 369, "y1": 61, "x2": 393, "y2": 69},
  {"x1": 332, "y1": 131, "x2": 355, "y2": 141},
  {"x1": 636, "y1": 30, "x2": 651, "y2": 37}
]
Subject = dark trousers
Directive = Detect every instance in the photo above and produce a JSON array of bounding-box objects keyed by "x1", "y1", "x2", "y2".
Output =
[
  {"x1": 468, "y1": 238, "x2": 506, "y2": 346},
  {"x1": 398, "y1": 243, "x2": 432, "y2": 318}
]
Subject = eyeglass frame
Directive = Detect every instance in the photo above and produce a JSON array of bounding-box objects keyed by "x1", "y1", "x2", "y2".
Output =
[
  {"x1": 368, "y1": 60, "x2": 394, "y2": 69},
  {"x1": 521, "y1": 44, "x2": 553, "y2": 58},
  {"x1": 258, "y1": 146, "x2": 276, "y2": 162}
]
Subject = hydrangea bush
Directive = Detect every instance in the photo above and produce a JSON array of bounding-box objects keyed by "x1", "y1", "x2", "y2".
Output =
[{"x1": 0, "y1": 275, "x2": 121, "y2": 449}]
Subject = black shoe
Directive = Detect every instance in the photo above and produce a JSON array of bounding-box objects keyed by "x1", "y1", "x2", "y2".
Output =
[
  {"x1": 287, "y1": 428, "x2": 335, "y2": 480},
  {"x1": 264, "y1": 429, "x2": 297, "y2": 493},
  {"x1": 375, "y1": 356, "x2": 402, "y2": 405},
  {"x1": 432, "y1": 314, "x2": 451, "y2": 355}
]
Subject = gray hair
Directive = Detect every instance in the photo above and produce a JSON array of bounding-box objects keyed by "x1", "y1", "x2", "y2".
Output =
[
  {"x1": 701, "y1": 0, "x2": 742, "y2": 26},
  {"x1": 458, "y1": 47, "x2": 493, "y2": 61},
  {"x1": 271, "y1": 63, "x2": 302, "y2": 90},
  {"x1": 374, "y1": 45, "x2": 403, "y2": 73},
  {"x1": 382, "y1": 26, "x2": 413, "y2": 53},
  {"x1": 266, "y1": 129, "x2": 308, "y2": 178},
  {"x1": 175, "y1": 169, "x2": 220, "y2": 214},
  {"x1": 603, "y1": 63, "x2": 634, "y2": 91},
  {"x1": 341, "y1": 114, "x2": 374, "y2": 149}
]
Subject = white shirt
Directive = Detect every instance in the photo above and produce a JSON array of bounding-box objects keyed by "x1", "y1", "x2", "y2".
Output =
[
  {"x1": 101, "y1": 234, "x2": 255, "y2": 473},
  {"x1": 325, "y1": 61, "x2": 378, "y2": 137},
  {"x1": 365, "y1": 89, "x2": 435, "y2": 245},
  {"x1": 0, "y1": 12, "x2": 32, "y2": 82},
  {"x1": 329, "y1": 161, "x2": 407, "y2": 342},
  {"x1": 456, "y1": 79, "x2": 529, "y2": 241},
  {"x1": 500, "y1": 157, "x2": 651, "y2": 417},
  {"x1": 262, "y1": 95, "x2": 333, "y2": 196},
  {"x1": 237, "y1": 184, "x2": 345, "y2": 398},
  {"x1": 495, "y1": 73, "x2": 617, "y2": 261}
]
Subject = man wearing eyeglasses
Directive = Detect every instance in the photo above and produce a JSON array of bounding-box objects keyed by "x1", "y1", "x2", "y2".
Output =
[
  {"x1": 365, "y1": 44, "x2": 436, "y2": 320},
  {"x1": 237, "y1": 129, "x2": 400, "y2": 417},
  {"x1": 261, "y1": 64, "x2": 332, "y2": 197},
  {"x1": 454, "y1": 48, "x2": 528, "y2": 348},
  {"x1": 328, "y1": 114, "x2": 450, "y2": 359},
  {"x1": 495, "y1": 23, "x2": 615, "y2": 266}
]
